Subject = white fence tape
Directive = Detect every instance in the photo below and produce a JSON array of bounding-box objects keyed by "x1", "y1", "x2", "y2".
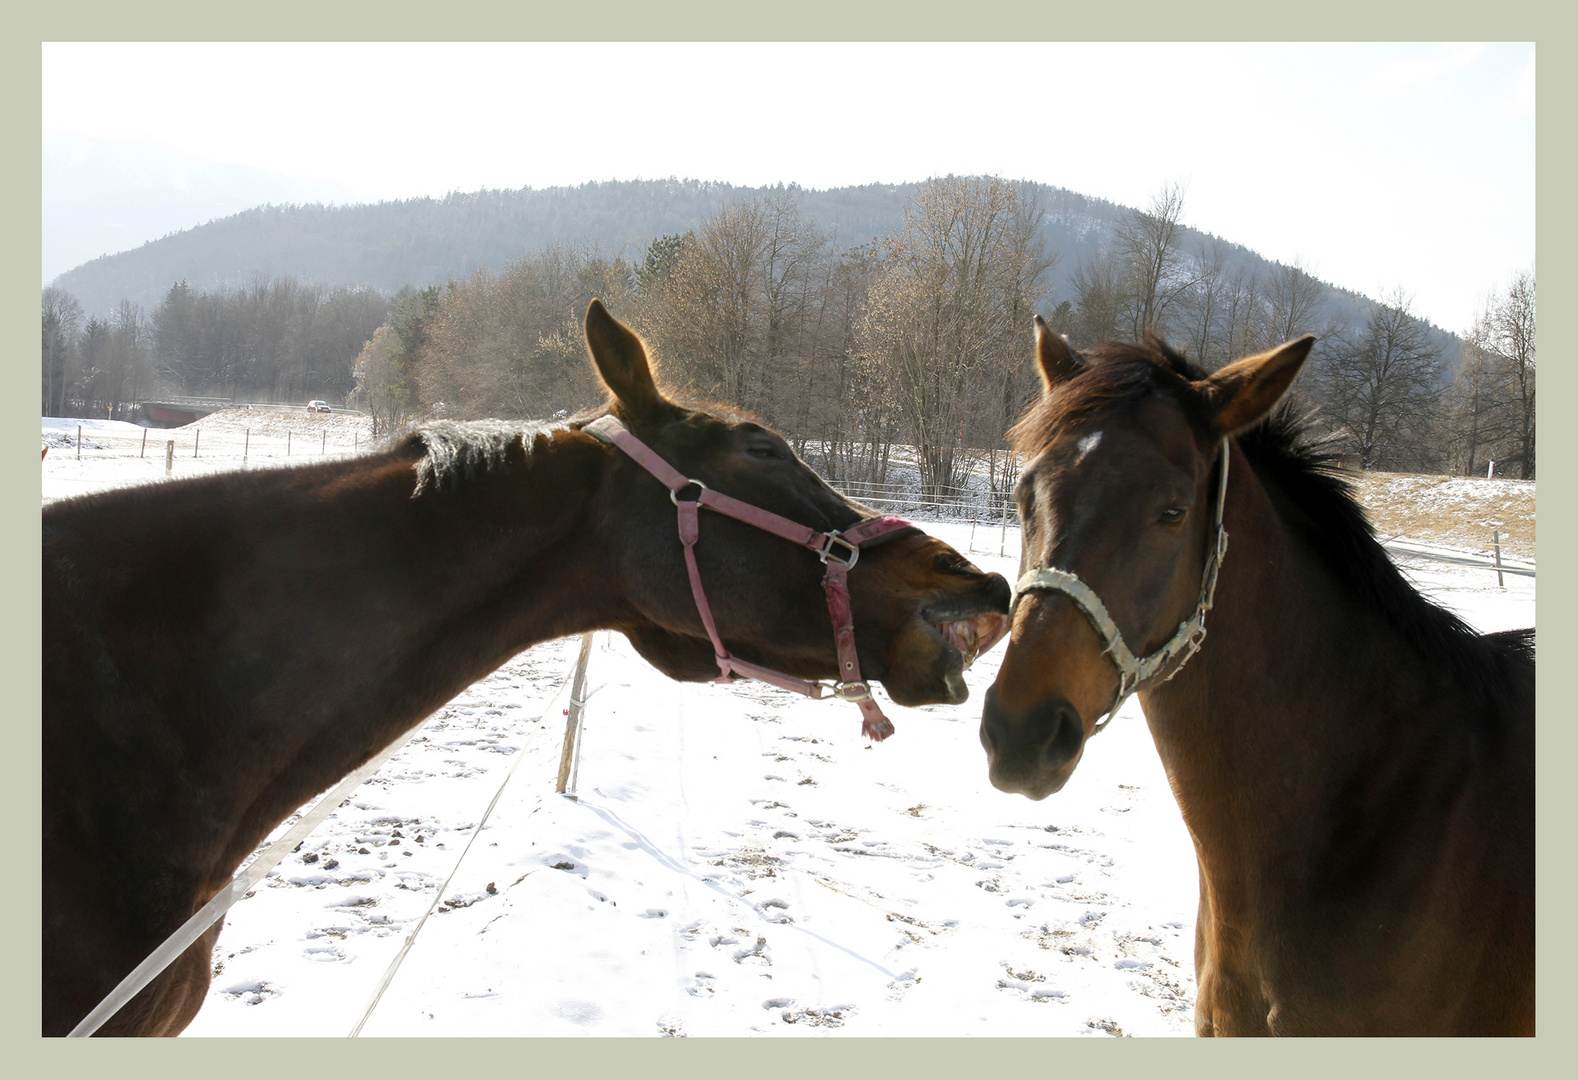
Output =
[{"x1": 68, "y1": 719, "x2": 430, "y2": 1037}]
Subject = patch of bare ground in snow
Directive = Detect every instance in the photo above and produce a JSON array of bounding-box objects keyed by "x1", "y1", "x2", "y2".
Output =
[{"x1": 1353, "y1": 471, "x2": 1534, "y2": 560}]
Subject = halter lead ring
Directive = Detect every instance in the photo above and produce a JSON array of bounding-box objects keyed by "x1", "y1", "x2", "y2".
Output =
[
  {"x1": 585, "y1": 414, "x2": 912, "y2": 741},
  {"x1": 1010, "y1": 440, "x2": 1231, "y2": 732}
]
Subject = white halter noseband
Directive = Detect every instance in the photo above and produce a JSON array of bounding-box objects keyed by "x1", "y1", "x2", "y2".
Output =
[{"x1": 1009, "y1": 441, "x2": 1231, "y2": 732}]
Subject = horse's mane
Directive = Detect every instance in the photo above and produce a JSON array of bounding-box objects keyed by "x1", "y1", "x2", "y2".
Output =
[
  {"x1": 405, "y1": 397, "x2": 763, "y2": 497},
  {"x1": 1012, "y1": 336, "x2": 1534, "y2": 710},
  {"x1": 404, "y1": 419, "x2": 564, "y2": 495}
]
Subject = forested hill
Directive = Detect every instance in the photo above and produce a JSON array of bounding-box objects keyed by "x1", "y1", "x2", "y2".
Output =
[
  {"x1": 56, "y1": 179, "x2": 1136, "y2": 310},
  {"x1": 52, "y1": 180, "x2": 909, "y2": 315},
  {"x1": 50, "y1": 176, "x2": 1444, "y2": 355}
]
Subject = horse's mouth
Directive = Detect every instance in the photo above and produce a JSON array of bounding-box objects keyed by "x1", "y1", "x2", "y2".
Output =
[{"x1": 934, "y1": 612, "x2": 1010, "y2": 670}]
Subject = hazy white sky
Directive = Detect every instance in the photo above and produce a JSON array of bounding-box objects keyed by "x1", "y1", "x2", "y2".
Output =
[{"x1": 43, "y1": 41, "x2": 1534, "y2": 334}]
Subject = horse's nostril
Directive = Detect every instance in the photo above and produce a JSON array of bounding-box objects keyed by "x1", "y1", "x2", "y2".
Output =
[{"x1": 1043, "y1": 700, "x2": 1085, "y2": 766}]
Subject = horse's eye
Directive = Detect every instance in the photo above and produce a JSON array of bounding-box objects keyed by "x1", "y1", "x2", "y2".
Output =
[
  {"x1": 1160, "y1": 506, "x2": 1188, "y2": 524},
  {"x1": 746, "y1": 441, "x2": 786, "y2": 461}
]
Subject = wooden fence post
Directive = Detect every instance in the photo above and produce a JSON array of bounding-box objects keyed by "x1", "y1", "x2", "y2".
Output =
[
  {"x1": 165, "y1": 440, "x2": 175, "y2": 477},
  {"x1": 76, "y1": 424, "x2": 81, "y2": 461},
  {"x1": 1493, "y1": 530, "x2": 1504, "y2": 589},
  {"x1": 193, "y1": 430, "x2": 200, "y2": 458},
  {"x1": 556, "y1": 633, "x2": 596, "y2": 795},
  {"x1": 141, "y1": 428, "x2": 148, "y2": 458}
]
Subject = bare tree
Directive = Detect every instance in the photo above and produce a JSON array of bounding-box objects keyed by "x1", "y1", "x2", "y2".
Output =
[
  {"x1": 415, "y1": 246, "x2": 630, "y2": 420},
  {"x1": 42, "y1": 287, "x2": 83, "y2": 415},
  {"x1": 857, "y1": 176, "x2": 1051, "y2": 495},
  {"x1": 1115, "y1": 181, "x2": 1195, "y2": 339},
  {"x1": 1176, "y1": 240, "x2": 1230, "y2": 367},
  {"x1": 1067, "y1": 248, "x2": 1125, "y2": 349},
  {"x1": 1312, "y1": 289, "x2": 1444, "y2": 471},
  {"x1": 1443, "y1": 314, "x2": 1515, "y2": 477},
  {"x1": 642, "y1": 192, "x2": 826, "y2": 422},
  {"x1": 1489, "y1": 270, "x2": 1535, "y2": 478},
  {"x1": 1265, "y1": 258, "x2": 1326, "y2": 347}
]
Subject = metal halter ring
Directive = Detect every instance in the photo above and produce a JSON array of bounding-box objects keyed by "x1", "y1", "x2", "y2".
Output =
[
  {"x1": 831, "y1": 680, "x2": 872, "y2": 702},
  {"x1": 818, "y1": 532, "x2": 860, "y2": 568},
  {"x1": 670, "y1": 478, "x2": 709, "y2": 506}
]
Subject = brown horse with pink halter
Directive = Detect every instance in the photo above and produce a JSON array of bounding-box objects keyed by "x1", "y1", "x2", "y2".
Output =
[
  {"x1": 43, "y1": 299, "x2": 1010, "y2": 1036},
  {"x1": 585, "y1": 414, "x2": 914, "y2": 738}
]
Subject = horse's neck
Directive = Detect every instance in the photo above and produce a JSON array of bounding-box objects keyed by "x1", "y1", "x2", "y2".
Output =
[
  {"x1": 1139, "y1": 452, "x2": 1430, "y2": 863},
  {"x1": 206, "y1": 428, "x2": 614, "y2": 882}
]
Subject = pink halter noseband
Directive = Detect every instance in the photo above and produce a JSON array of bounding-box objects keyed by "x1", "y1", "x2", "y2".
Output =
[{"x1": 585, "y1": 415, "x2": 914, "y2": 741}]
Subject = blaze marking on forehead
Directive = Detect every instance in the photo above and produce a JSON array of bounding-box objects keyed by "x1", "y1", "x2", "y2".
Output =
[{"x1": 1075, "y1": 431, "x2": 1103, "y2": 463}]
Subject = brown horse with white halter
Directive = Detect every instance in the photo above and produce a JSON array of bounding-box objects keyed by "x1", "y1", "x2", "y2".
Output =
[
  {"x1": 44, "y1": 300, "x2": 1010, "y2": 1036},
  {"x1": 980, "y1": 321, "x2": 1533, "y2": 1036}
]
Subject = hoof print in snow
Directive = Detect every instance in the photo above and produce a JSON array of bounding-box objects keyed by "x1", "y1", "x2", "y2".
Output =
[
  {"x1": 733, "y1": 936, "x2": 769, "y2": 964},
  {"x1": 781, "y1": 1005, "x2": 849, "y2": 1027},
  {"x1": 301, "y1": 852, "x2": 319, "y2": 864},
  {"x1": 760, "y1": 898, "x2": 792, "y2": 923},
  {"x1": 321, "y1": 858, "x2": 339, "y2": 870},
  {"x1": 221, "y1": 980, "x2": 279, "y2": 1006},
  {"x1": 1088, "y1": 1018, "x2": 1126, "y2": 1037}
]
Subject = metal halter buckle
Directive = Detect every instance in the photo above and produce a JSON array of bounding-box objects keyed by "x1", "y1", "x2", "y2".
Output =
[{"x1": 818, "y1": 532, "x2": 860, "y2": 568}]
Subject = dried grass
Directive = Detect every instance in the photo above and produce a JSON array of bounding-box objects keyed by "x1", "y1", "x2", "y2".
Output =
[{"x1": 1353, "y1": 472, "x2": 1535, "y2": 561}]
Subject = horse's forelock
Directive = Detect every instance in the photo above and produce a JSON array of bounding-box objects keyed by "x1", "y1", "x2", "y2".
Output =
[{"x1": 1010, "y1": 338, "x2": 1199, "y2": 454}]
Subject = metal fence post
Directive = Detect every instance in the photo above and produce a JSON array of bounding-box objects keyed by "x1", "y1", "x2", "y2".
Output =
[
  {"x1": 141, "y1": 428, "x2": 148, "y2": 458},
  {"x1": 76, "y1": 424, "x2": 81, "y2": 461},
  {"x1": 165, "y1": 440, "x2": 175, "y2": 477},
  {"x1": 1493, "y1": 530, "x2": 1505, "y2": 589}
]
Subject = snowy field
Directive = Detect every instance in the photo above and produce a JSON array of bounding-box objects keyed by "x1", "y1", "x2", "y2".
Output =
[{"x1": 41, "y1": 416, "x2": 1535, "y2": 1038}]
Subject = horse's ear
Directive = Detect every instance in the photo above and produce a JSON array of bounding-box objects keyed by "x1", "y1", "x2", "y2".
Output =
[
  {"x1": 1200, "y1": 335, "x2": 1316, "y2": 436},
  {"x1": 585, "y1": 298, "x2": 668, "y2": 420},
  {"x1": 1034, "y1": 315, "x2": 1081, "y2": 391}
]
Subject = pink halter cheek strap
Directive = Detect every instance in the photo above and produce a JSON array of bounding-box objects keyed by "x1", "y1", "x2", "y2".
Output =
[{"x1": 585, "y1": 415, "x2": 912, "y2": 741}]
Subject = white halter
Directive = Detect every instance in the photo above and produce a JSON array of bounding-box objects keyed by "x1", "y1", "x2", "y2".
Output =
[{"x1": 1009, "y1": 441, "x2": 1231, "y2": 732}]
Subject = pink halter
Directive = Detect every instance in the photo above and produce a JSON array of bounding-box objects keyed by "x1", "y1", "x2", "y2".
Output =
[{"x1": 585, "y1": 415, "x2": 914, "y2": 740}]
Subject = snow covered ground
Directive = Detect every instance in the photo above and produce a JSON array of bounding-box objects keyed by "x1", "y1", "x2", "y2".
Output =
[{"x1": 41, "y1": 416, "x2": 1534, "y2": 1038}]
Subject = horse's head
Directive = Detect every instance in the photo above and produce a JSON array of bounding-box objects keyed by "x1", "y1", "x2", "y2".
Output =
[
  {"x1": 581, "y1": 299, "x2": 1011, "y2": 710},
  {"x1": 980, "y1": 318, "x2": 1313, "y2": 798}
]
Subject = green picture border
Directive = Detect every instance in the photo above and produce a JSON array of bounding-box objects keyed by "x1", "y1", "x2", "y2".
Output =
[{"x1": 10, "y1": 4, "x2": 1564, "y2": 1071}]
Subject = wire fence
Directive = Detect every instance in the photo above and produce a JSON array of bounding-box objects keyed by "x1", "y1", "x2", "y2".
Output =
[
  {"x1": 43, "y1": 421, "x2": 374, "y2": 467},
  {"x1": 833, "y1": 478, "x2": 1016, "y2": 526}
]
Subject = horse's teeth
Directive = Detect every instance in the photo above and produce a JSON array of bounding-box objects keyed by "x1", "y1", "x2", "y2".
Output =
[{"x1": 942, "y1": 621, "x2": 981, "y2": 668}]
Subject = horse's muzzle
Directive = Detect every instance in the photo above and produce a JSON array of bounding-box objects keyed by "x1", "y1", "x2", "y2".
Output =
[{"x1": 979, "y1": 684, "x2": 1086, "y2": 799}]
